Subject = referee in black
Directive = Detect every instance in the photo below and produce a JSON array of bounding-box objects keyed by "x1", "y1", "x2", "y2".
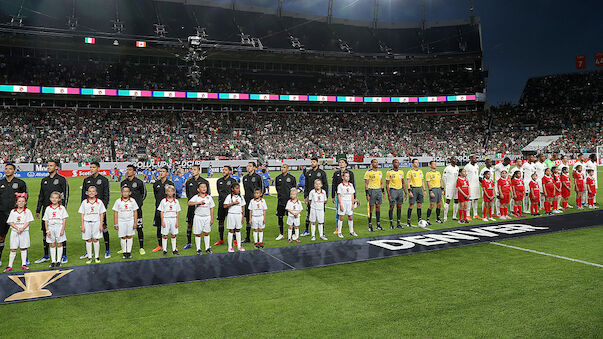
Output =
[
  {"x1": 121, "y1": 164, "x2": 147, "y2": 254},
  {"x1": 215, "y1": 166, "x2": 238, "y2": 246},
  {"x1": 242, "y1": 161, "x2": 263, "y2": 243},
  {"x1": 152, "y1": 166, "x2": 174, "y2": 252},
  {"x1": 184, "y1": 165, "x2": 210, "y2": 249},
  {"x1": 34, "y1": 160, "x2": 69, "y2": 264},
  {"x1": 80, "y1": 161, "x2": 111, "y2": 258},
  {"x1": 302, "y1": 157, "x2": 328, "y2": 236},
  {"x1": 0, "y1": 163, "x2": 27, "y2": 266},
  {"x1": 274, "y1": 164, "x2": 296, "y2": 240}
]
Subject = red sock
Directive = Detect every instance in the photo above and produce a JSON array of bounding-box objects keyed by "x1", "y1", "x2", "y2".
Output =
[
  {"x1": 501, "y1": 207, "x2": 506, "y2": 216},
  {"x1": 544, "y1": 202, "x2": 550, "y2": 213},
  {"x1": 562, "y1": 201, "x2": 567, "y2": 209},
  {"x1": 461, "y1": 209, "x2": 466, "y2": 220},
  {"x1": 588, "y1": 198, "x2": 594, "y2": 206},
  {"x1": 552, "y1": 200, "x2": 558, "y2": 210},
  {"x1": 576, "y1": 198, "x2": 582, "y2": 208},
  {"x1": 488, "y1": 207, "x2": 492, "y2": 218},
  {"x1": 483, "y1": 207, "x2": 488, "y2": 217}
]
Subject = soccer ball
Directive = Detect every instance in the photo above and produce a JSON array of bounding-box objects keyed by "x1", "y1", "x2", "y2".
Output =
[{"x1": 418, "y1": 219, "x2": 429, "y2": 228}]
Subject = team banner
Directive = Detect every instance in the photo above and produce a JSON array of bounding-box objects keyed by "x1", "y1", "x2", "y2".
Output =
[
  {"x1": 0, "y1": 83, "x2": 483, "y2": 104},
  {"x1": 576, "y1": 55, "x2": 586, "y2": 69},
  {"x1": 595, "y1": 52, "x2": 603, "y2": 67},
  {"x1": 0, "y1": 210, "x2": 600, "y2": 304}
]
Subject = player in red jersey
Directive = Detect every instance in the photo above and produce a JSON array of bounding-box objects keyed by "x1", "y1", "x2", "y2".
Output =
[
  {"x1": 560, "y1": 167, "x2": 572, "y2": 210},
  {"x1": 573, "y1": 164, "x2": 585, "y2": 209},
  {"x1": 542, "y1": 168, "x2": 556, "y2": 215},
  {"x1": 456, "y1": 168, "x2": 470, "y2": 224},
  {"x1": 528, "y1": 173, "x2": 541, "y2": 215},
  {"x1": 552, "y1": 166, "x2": 562, "y2": 213},
  {"x1": 511, "y1": 170, "x2": 525, "y2": 217},
  {"x1": 586, "y1": 169, "x2": 597, "y2": 208},
  {"x1": 481, "y1": 170, "x2": 496, "y2": 221},
  {"x1": 497, "y1": 170, "x2": 511, "y2": 219}
]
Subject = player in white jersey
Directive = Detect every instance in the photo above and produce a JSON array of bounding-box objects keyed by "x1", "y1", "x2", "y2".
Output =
[
  {"x1": 534, "y1": 154, "x2": 547, "y2": 208},
  {"x1": 112, "y1": 186, "x2": 139, "y2": 259},
  {"x1": 464, "y1": 155, "x2": 481, "y2": 219},
  {"x1": 248, "y1": 188, "x2": 267, "y2": 248},
  {"x1": 3, "y1": 195, "x2": 33, "y2": 272},
  {"x1": 493, "y1": 157, "x2": 511, "y2": 215},
  {"x1": 43, "y1": 192, "x2": 68, "y2": 267},
  {"x1": 307, "y1": 179, "x2": 327, "y2": 240},
  {"x1": 223, "y1": 183, "x2": 246, "y2": 252},
  {"x1": 285, "y1": 188, "x2": 303, "y2": 243},
  {"x1": 188, "y1": 183, "x2": 215, "y2": 254},
  {"x1": 585, "y1": 154, "x2": 598, "y2": 204},
  {"x1": 337, "y1": 172, "x2": 359, "y2": 238},
  {"x1": 521, "y1": 156, "x2": 535, "y2": 212},
  {"x1": 78, "y1": 186, "x2": 106, "y2": 264},
  {"x1": 442, "y1": 157, "x2": 460, "y2": 221},
  {"x1": 158, "y1": 185, "x2": 181, "y2": 256}
]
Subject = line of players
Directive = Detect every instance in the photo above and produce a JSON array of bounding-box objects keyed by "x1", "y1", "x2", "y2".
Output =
[{"x1": 0, "y1": 154, "x2": 598, "y2": 271}]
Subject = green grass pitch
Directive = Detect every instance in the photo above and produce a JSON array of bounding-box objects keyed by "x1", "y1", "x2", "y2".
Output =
[{"x1": 0, "y1": 166, "x2": 601, "y2": 337}]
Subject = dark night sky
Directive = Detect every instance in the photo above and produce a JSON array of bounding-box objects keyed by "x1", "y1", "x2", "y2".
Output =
[{"x1": 233, "y1": 0, "x2": 603, "y2": 105}]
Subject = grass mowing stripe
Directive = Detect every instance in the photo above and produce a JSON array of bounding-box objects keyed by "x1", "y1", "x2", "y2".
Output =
[{"x1": 490, "y1": 241, "x2": 603, "y2": 268}]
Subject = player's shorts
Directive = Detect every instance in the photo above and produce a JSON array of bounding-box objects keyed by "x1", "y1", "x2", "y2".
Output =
[
  {"x1": 217, "y1": 203, "x2": 227, "y2": 221},
  {"x1": 445, "y1": 186, "x2": 458, "y2": 200},
  {"x1": 309, "y1": 208, "x2": 325, "y2": 223},
  {"x1": 117, "y1": 220, "x2": 136, "y2": 238},
  {"x1": 562, "y1": 189, "x2": 571, "y2": 198},
  {"x1": 251, "y1": 215, "x2": 265, "y2": 229},
  {"x1": 82, "y1": 220, "x2": 102, "y2": 240},
  {"x1": 544, "y1": 186, "x2": 556, "y2": 198},
  {"x1": 193, "y1": 215, "x2": 211, "y2": 234},
  {"x1": 226, "y1": 213, "x2": 243, "y2": 230},
  {"x1": 186, "y1": 205, "x2": 196, "y2": 224},
  {"x1": 10, "y1": 229, "x2": 30, "y2": 249},
  {"x1": 483, "y1": 193, "x2": 495, "y2": 202},
  {"x1": 367, "y1": 188, "x2": 383, "y2": 206},
  {"x1": 136, "y1": 207, "x2": 144, "y2": 229},
  {"x1": 46, "y1": 225, "x2": 66, "y2": 244},
  {"x1": 469, "y1": 184, "x2": 480, "y2": 200},
  {"x1": 389, "y1": 188, "x2": 404, "y2": 205},
  {"x1": 499, "y1": 193, "x2": 510, "y2": 204},
  {"x1": 161, "y1": 218, "x2": 178, "y2": 236},
  {"x1": 287, "y1": 215, "x2": 301, "y2": 227},
  {"x1": 429, "y1": 187, "x2": 443, "y2": 203},
  {"x1": 0, "y1": 211, "x2": 9, "y2": 236},
  {"x1": 408, "y1": 187, "x2": 424, "y2": 205},
  {"x1": 339, "y1": 200, "x2": 354, "y2": 216},
  {"x1": 514, "y1": 193, "x2": 524, "y2": 203},
  {"x1": 276, "y1": 204, "x2": 287, "y2": 217}
]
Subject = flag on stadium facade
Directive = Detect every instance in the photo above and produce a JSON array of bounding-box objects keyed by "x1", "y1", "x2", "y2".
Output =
[
  {"x1": 84, "y1": 37, "x2": 95, "y2": 44},
  {"x1": 353, "y1": 154, "x2": 364, "y2": 162},
  {"x1": 136, "y1": 41, "x2": 147, "y2": 48}
]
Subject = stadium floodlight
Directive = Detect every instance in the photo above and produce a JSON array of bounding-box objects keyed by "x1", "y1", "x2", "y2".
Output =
[
  {"x1": 67, "y1": 16, "x2": 77, "y2": 30},
  {"x1": 111, "y1": 19, "x2": 124, "y2": 34},
  {"x1": 239, "y1": 33, "x2": 252, "y2": 45},
  {"x1": 338, "y1": 39, "x2": 352, "y2": 53},
  {"x1": 154, "y1": 23, "x2": 167, "y2": 37},
  {"x1": 9, "y1": 16, "x2": 23, "y2": 27},
  {"x1": 194, "y1": 26, "x2": 208, "y2": 40},
  {"x1": 289, "y1": 35, "x2": 305, "y2": 51},
  {"x1": 188, "y1": 36, "x2": 201, "y2": 47}
]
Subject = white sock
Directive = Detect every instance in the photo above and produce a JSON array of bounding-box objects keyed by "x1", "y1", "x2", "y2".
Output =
[
  {"x1": 467, "y1": 200, "x2": 472, "y2": 216},
  {"x1": 495, "y1": 199, "x2": 501, "y2": 215},
  {"x1": 8, "y1": 251, "x2": 16, "y2": 267},
  {"x1": 228, "y1": 232, "x2": 233, "y2": 248},
  {"x1": 258, "y1": 231, "x2": 263, "y2": 243},
  {"x1": 472, "y1": 200, "x2": 478, "y2": 216},
  {"x1": 126, "y1": 238, "x2": 133, "y2": 253},
  {"x1": 311, "y1": 224, "x2": 316, "y2": 238},
  {"x1": 50, "y1": 246, "x2": 57, "y2": 263},
  {"x1": 21, "y1": 250, "x2": 27, "y2": 266},
  {"x1": 295, "y1": 228, "x2": 299, "y2": 239},
  {"x1": 444, "y1": 203, "x2": 449, "y2": 219},
  {"x1": 235, "y1": 232, "x2": 242, "y2": 248},
  {"x1": 120, "y1": 239, "x2": 126, "y2": 253},
  {"x1": 171, "y1": 237, "x2": 177, "y2": 251},
  {"x1": 195, "y1": 236, "x2": 201, "y2": 251},
  {"x1": 348, "y1": 220, "x2": 354, "y2": 233},
  {"x1": 318, "y1": 224, "x2": 324, "y2": 236},
  {"x1": 162, "y1": 238, "x2": 167, "y2": 251},
  {"x1": 453, "y1": 203, "x2": 459, "y2": 219},
  {"x1": 337, "y1": 219, "x2": 343, "y2": 232},
  {"x1": 288, "y1": 228, "x2": 292, "y2": 240},
  {"x1": 93, "y1": 241, "x2": 100, "y2": 259},
  {"x1": 523, "y1": 196, "x2": 528, "y2": 211},
  {"x1": 253, "y1": 231, "x2": 258, "y2": 243},
  {"x1": 86, "y1": 242, "x2": 93, "y2": 259},
  {"x1": 204, "y1": 235, "x2": 210, "y2": 250},
  {"x1": 57, "y1": 246, "x2": 63, "y2": 261}
]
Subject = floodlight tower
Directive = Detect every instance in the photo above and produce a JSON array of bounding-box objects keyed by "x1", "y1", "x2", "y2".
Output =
[
  {"x1": 372, "y1": 0, "x2": 379, "y2": 29},
  {"x1": 327, "y1": 0, "x2": 333, "y2": 24}
]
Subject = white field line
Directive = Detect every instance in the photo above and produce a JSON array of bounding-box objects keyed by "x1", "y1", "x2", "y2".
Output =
[{"x1": 490, "y1": 242, "x2": 603, "y2": 268}]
